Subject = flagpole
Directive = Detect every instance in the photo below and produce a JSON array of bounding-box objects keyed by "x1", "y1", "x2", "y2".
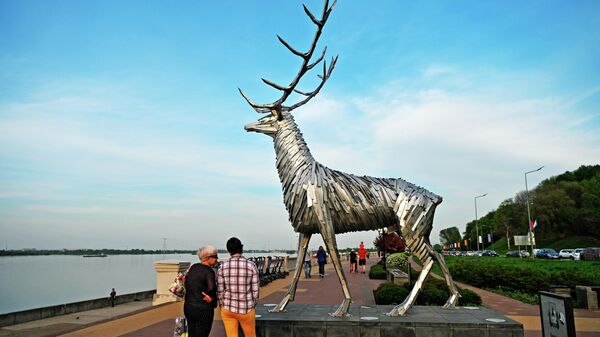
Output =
[{"x1": 525, "y1": 166, "x2": 543, "y2": 258}]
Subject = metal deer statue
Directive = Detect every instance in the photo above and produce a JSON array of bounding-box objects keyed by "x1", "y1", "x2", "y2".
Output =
[{"x1": 241, "y1": 0, "x2": 460, "y2": 317}]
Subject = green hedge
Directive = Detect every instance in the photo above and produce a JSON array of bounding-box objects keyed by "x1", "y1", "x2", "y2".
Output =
[
  {"x1": 374, "y1": 278, "x2": 482, "y2": 306},
  {"x1": 446, "y1": 257, "x2": 600, "y2": 295},
  {"x1": 369, "y1": 263, "x2": 387, "y2": 280}
]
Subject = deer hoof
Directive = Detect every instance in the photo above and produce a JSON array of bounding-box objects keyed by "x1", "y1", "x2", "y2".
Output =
[
  {"x1": 269, "y1": 294, "x2": 291, "y2": 313},
  {"x1": 443, "y1": 293, "x2": 460, "y2": 309},
  {"x1": 329, "y1": 299, "x2": 351, "y2": 317},
  {"x1": 387, "y1": 305, "x2": 408, "y2": 317}
]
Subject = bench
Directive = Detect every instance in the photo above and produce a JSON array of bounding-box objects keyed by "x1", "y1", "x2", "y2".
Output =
[{"x1": 386, "y1": 269, "x2": 409, "y2": 285}]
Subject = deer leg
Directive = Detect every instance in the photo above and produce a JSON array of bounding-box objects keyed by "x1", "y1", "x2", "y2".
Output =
[
  {"x1": 270, "y1": 232, "x2": 312, "y2": 313},
  {"x1": 387, "y1": 251, "x2": 434, "y2": 316},
  {"x1": 319, "y1": 218, "x2": 352, "y2": 317},
  {"x1": 432, "y1": 250, "x2": 461, "y2": 309}
]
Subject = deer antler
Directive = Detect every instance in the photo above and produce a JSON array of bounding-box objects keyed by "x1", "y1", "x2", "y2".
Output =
[{"x1": 239, "y1": 0, "x2": 338, "y2": 115}]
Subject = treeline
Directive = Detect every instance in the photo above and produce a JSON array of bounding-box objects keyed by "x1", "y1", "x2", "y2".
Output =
[
  {"x1": 0, "y1": 248, "x2": 297, "y2": 257},
  {"x1": 441, "y1": 165, "x2": 600, "y2": 248},
  {"x1": 0, "y1": 249, "x2": 195, "y2": 256}
]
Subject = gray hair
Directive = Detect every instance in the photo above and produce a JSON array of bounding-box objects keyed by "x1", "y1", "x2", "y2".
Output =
[{"x1": 197, "y1": 245, "x2": 217, "y2": 260}]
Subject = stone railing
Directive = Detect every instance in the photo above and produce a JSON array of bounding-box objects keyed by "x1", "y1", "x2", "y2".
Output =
[
  {"x1": 0, "y1": 290, "x2": 155, "y2": 328},
  {"x1": 152, "y1": 260, "x2": 190, "y2": 306}
]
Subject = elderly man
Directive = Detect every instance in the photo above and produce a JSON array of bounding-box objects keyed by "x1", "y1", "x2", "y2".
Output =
[
  {"x1": 184, "y1": 245, "x2": 219, "y2": 337},
  {"x1": 217, "y1": 237, "x2": 259, "y2": 337}
]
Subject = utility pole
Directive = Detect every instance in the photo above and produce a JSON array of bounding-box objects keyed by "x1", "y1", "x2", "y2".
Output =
[
  {"x1": 474, "y1": 193, "x2": 487, "y2": 251},
  {"x1": 525, "y1": 166, "x2": 543, "y2": 258},
  {"x1": 162, "y1": 238, "x2": 167, "y2": 254}
]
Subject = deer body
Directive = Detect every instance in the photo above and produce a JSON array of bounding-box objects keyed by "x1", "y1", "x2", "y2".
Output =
[
  {"x1": 241, "y1": 0, "x2": 460, "y2": 317},
  {"x1": 273, "y1": 113, "x2": 440, "y2": 236}
]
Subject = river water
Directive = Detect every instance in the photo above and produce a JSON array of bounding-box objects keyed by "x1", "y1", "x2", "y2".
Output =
[{"x1": 0, "y1": 253, "x2": 288, "y2": 315}]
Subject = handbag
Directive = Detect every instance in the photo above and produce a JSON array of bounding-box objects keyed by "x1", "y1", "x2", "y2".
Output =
[
  {"x1": 173, "y1": 316, "x2": 188, "y2": 337},
  {"x1": 169, "y1": 268, "x2": 189, "y2": 298}
]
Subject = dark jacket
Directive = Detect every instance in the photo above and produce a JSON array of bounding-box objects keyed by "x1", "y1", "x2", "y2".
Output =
[
  {"x1": 184, "y1": 263, "x2": 217, "y2": 320},
  {"x1": 316, "y1": 250, "x2": 327, "y2": 264}
]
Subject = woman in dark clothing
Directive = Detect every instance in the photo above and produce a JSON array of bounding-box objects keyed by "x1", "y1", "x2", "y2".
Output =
[
  {"x1": 316, "y1": 246, "x2": 327, "y2": 277},
  {"x1": 184, "y1": 246, "x2": 219, "y2": 337}
]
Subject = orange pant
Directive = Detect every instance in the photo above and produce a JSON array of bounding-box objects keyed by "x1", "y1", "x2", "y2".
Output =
[{"x1": 220, "y1": 307, "x2": 256, "y2": 337}]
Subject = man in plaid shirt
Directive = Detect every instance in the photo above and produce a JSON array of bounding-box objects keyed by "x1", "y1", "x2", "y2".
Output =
[{"x1": 217, "y1": 237, "x2": 259, "y2": 337}]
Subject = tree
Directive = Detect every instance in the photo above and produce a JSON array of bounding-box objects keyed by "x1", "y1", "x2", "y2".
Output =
[
  {"x1": 373, "y1": 232, "x2": 405, "y2": 253},
  {"x1": 460, "y1": 165, "x2": 600, "y2": 243},
  {"x1": 439, "y1": 227, "x2": 462, "y2": 247}
]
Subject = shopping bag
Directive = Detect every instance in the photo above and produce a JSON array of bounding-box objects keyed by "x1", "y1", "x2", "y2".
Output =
[
  {"x1": 169, "y1": 269, "x2": 188, "y2": 298},
  {"x1": 173, "y1": 316, "x2": 188, "y2": 337}
]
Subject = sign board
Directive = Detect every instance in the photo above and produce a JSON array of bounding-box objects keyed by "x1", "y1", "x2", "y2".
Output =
[
  {"x1": 514, "y1": 235, "x2": 535, "y2": 246},
  {"x1": 539, "y1": 291, "x2": 576, "y2": 337}
]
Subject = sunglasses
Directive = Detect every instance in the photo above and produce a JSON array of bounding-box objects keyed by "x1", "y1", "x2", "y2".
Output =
[{"x1": 206, "y1": 255, "x2": 218, "y2": 259}]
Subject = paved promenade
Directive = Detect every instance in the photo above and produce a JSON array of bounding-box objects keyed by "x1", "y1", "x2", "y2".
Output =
[{"x1": 2, "y1": 257, "x2": 599, "y2": 337}]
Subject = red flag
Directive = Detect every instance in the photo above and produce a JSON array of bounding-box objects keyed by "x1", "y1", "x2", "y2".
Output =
[{"x1": 530, "y1": 219, "x2": 538, "y2": 230}]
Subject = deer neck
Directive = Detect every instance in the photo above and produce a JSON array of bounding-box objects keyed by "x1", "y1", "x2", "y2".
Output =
[{"x1": 273, "y1": 116, "x2": 315, "y2": 184}]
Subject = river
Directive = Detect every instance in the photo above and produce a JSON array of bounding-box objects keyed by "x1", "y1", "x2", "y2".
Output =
[{"x1": 0, "y1": 253, "x2": 288, "y2": 315}]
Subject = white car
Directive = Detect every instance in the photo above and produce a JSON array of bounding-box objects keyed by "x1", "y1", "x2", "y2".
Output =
[
  {"x1": 559, "y1": 249, "x2": 574, "y2": 259},
  {"x1": 572, "y1": 248, "x2": 584, "y2": 260}
]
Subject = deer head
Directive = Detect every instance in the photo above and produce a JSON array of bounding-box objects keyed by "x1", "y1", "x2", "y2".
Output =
[{"x1": 242, "y1": 0, "x2": 338, "y2": 137}]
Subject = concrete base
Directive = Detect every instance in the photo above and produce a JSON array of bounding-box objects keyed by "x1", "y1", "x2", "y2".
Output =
[
  {"x1": 575, "y1": 285, "x2": 599, "y2": 309},
  {"x1": 255, "y1": 304, "x2": 523, "y2": 337}
]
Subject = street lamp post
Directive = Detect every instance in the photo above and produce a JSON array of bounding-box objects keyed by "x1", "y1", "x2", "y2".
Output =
[
  {"x1": 525, "y1": 166, "x2": 544, "y2": 258},
  {"x1": 474, "y1": 193, "x2": 487, "y2": 251}
]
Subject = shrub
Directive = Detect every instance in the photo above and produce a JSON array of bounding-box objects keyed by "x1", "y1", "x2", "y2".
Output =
[
  {"x1": 375, "y1": 282, "x2": 409, "y2": 305},
  {"x1": 373, "y1": 276, "x2": 482, "y2": 307},
  {"x1": 369, "y1": 263, "x2": 387, "y2": 279},
  {"x1": 386, "y1": 252, "x2": 409, "y2": 270},
  {"x1": 458, "y1": 288, "x2": 482, "y2": 306}
]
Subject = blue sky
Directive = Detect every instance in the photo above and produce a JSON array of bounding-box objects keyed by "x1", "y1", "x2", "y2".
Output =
[{"x1": 1, "y1": 0, "x2": 599, "y2": 251}]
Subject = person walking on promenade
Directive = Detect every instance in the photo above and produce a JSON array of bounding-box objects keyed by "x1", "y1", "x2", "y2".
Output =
[
  {"x1": 303, "y1": 250, "x2": 312, "y2": 278},
  {"x1": 109, "y1": 288, "x2": 116, "y2": 307},
  {"x1": 358, "y1": 245, "x2": 368, "y2": 274},
  {"x1": 316, "y1": 246, "x2": 327, "y2": 278},
  {"x1": 217, "y1": 237, "x2": 259, "y2": 337},
  {"x1": 184, "y1": 245, "x2": 219, "y2": 337},
  {"x1": 349, "y1": 250, "x2": 357, "y2": 273}
]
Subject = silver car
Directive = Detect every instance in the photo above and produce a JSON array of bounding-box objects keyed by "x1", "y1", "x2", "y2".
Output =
[
  {"x1": 559, "y1": 249, "x2": 574, "y2": 259},
  {"x1": 572, "y1": 248, "x2": 584, "y2": 260}
]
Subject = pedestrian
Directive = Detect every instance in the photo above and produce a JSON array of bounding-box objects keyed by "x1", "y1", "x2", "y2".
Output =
[
  {"x1": 316, "y1": 246, "x2": 327, "y2": 277},
  {"x1": 358, "y1": 245, "x2": 368, "y2": 274},
  {"x1": 184, "y1": 245, "x2": 219, "y2": 337},
  {"x1": 303, "y1": 250, "x2": 312, "y2": 278},
  {"x1": 349, "y1": 250, "x2": 357, "y2": 273},
  {"x1": 109, "y1": 288, "x2": 116, "y2": 307},
  {"x1": 217, "y1": 237, "x2": 259, "y2": 337}
]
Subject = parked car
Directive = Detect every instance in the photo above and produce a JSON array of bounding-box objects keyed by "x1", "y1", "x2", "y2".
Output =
[
  {"x1": 535, "y1": 248, "x2": 559, "y2": 259},
  {"x1": 572, "y1": 248, "x2": 584, "y2": 260},
  {"x1": 481, "y1": 250, "x2": 499, "y2": 257},
  {"x1": 580, "y1": 247, "x2": 600, "y2": 261},
  {"x1": 506, "y1": 250, "x2": 529, "y2": 258},
  {"x1": 559, "y1": 249, "x2": 574, "y2": 259},
  {"x1": 466, "y1": 251, "x2": 477, "y2": 256}
]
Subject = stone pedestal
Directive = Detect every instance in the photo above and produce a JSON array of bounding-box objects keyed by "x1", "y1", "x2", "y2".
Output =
[
  {"x1": 152, "y1": 260, "x2": 190, "y2": 306},
  {"x1": 255, "y1": 304, "x2": 523, "y2": 337},
  {"x1": 575, "y1": 285, "x2": 599, "y2": 309}
]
